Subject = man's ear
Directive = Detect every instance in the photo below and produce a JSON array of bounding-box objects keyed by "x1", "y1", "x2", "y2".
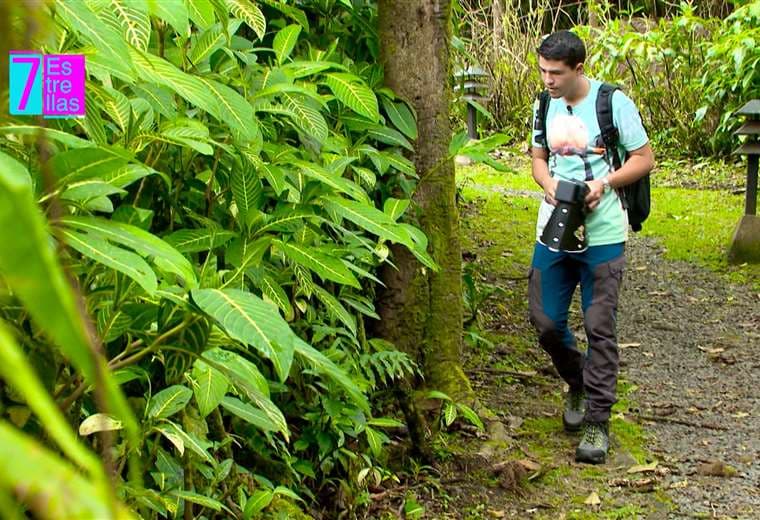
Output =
[{"x1": 575, "y1": 63, "x2": 584, "y2": 76}]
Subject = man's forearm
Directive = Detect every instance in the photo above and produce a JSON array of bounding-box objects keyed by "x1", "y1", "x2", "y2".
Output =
[
  {"x1": 532, "y1": 156, "x2": 552, "y2": 190},
  {"x1": 607, "y1": 147, "x2": 655, "y2": 189}
]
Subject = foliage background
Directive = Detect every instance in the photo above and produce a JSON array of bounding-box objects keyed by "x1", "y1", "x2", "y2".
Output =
[{"x1": 0, "y1": 0, "x2": 437, "y2": 517}]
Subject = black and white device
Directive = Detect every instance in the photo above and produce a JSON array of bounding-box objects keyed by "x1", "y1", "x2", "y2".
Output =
[{"x1": 540, "y1": 179, "x2": 590, "y2": 253}]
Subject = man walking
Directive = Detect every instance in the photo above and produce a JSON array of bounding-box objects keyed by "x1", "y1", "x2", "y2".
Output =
[{"x1": 528, "y1": 31, "x2": 654, "y2": 464}]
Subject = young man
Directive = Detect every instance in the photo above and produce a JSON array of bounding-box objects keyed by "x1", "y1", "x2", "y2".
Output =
[{"x1": 528, "y1": 31, "x2": 654, "y2": 464}]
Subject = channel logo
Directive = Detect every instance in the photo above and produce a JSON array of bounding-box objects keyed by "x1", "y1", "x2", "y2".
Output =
[{"x1": 9, "y1": 52, "x2": 85, "y2": 118}]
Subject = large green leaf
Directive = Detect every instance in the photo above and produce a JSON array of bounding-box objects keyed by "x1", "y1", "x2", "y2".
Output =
[
  {"x1": 155, "y1": 421, "x2": 215, "y2": 465},
  {"x1": 160, "y1": 118, "x2": 214, "y2": 155},
  {"x1": 202, "y1": 348, "x2": 269, "y2": 398},
  {"x1": 0, "y1": 423, "x2": 133, "y2": 519},
  {"x1": 381, "y1": 97, "x2": 417, "y2": 140},
  {"x1": 130, "y1": 49, "x2": 259, "y2": 142},
  {"x1": 321, "y1": 196, "x2": 413, "y2": 247},
  {"x1": 148, "y1": 0, "x2": 189, "y2": 35},
  {"x1": 60, "y1": 180, "x2": 126, "y2": 204},
  {"x1": 129, "y1": 48, "x2": 218, "y2": 115},
  {"x1": 55, "y1": 0, "x2": 135, "y2": 81},
  {"x1": 281, "y1": 60, "x2": 345, "y2": 78},
  {"x1": 253, "y1": 160, "x2": 288, "y2": 196},
  {"x1": 61, "y1": 229, "x2": 158, "y2": 294},
  {"x1": 131, "y1": 84, "x2": 177, "y2": 119},
  {"x1": 220, "y1": 396, "x2": 279, "y2": 432},
  {"x1": 198, "y1": 77, "x2": 259, "y2": 142},
  {"x1": 109, "y1": 0, "x2": 151, "y2": 51},
  {"x1": 200, "y1": 349, "x2": 288, "y2": 439},
  {"x1": 292, "y1": 159, "x2": 368, "y2": 203},
  {"x1": 148, "y1": 385, "x2": 193, "y2": 419},
  {"x1": 273, "y1": 24, "x2": 302, "y2": 64},
  {"x1": 324, "y1": 73, "x2": 379, "y2": 122},
  {"x1": 257, "y1": 274, "x2": 294, "y2": 321},
  {"x1": 59, "y1": 216, "x2": 197, "y2": 287},
  {"x1": 103, "y1": 87, "x2": 133, "y2": 133},
  {"x1": 189, "y1": 27, "x2": 223, "y2": 66},
  {"x1": 190, "y1": 360, "x2": 229, "y2": 418},
  {"x1": 276, "y1": 240, "x2": 360, "y2": 288},
  {"x1": 170, "y1": 490, "x2": 227, "y2": 513},
  {"x1": 0, "y1": 152, "x2": 138, "y2": 444},
  {"x1": 165, "y1": 228, "x2": 236, "y2": 253},
  {"x1": 312, "y1": 285, "x2": 356, "y2": 336},
  {"x1": 191, "y1": 289, "x2": 295, "y2": 383},
  {"x1": 186, "y1": 0, "x2": 215, "y2": 29},
  {"x1": 49, "y1": 147, "x2": 130, "y2": 186},
  {"x1": 190, "y1": 22, "x2": 235, "y2": 65},
  {"x1": 226, "y1": 0, "x2": 266, "y2": 40},
  {"x1": 281, "y1": 93, "x2": 328, "y2": 143},
  {"x1": 383, "y1": 198, "x2": 411, "y2": 221},
  {"x1": 253, "y1": 207, "x2": 316, "y2": 236},
  {"x1": 102, "y1": 164, "x2": 164, "y2": 189},
  {"x1": 381, "y1": 150, "x2": 417, "y2": 176},
  {"x1": 231, "y1": 166, "x2": 262, "y2": 225},
  {"x1": 368, "y1": 126, "x2": 414, "y2": 151},
  {"x1": 0, "y1": 323, "x2": 102, "y2": 477},
  {"x1": 0, "y1": 125, "x2": 91, "y2": 148},
  {"x1": 293, "y1": 338, "x2": 369, "y2": 413}
]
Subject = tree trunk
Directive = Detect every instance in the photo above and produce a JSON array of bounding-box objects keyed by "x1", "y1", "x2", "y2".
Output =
[
  {"x1": 375, "y1": 0, "x2": 471, "y2": 403},
  {"x1": 492, "y1": 0, "x2": 504, "y2": 60}
]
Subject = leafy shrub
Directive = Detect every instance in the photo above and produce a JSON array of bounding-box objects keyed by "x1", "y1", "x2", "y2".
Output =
[
  {"x1": 0, "y1": 1, "x2": 433, "y2": 517},
  {"x1": 579, "y1": 2, "x2": 721, "y2": 156},
  {"x1": 700, "y1": 0, "x2": 760, "y2": 150}
]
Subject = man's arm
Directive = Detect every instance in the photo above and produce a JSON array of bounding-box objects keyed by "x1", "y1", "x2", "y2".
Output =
[
  {"x1": 532, "y1": 146, "x2": 558, "y2": 205},
  {"x1": 585, "y1": 143, "x2": 654, "y2": 210}
]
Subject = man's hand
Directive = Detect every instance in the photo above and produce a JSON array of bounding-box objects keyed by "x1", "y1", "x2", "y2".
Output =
[
  {"x1": 542, "y1": 177, "x2": 559, "y2": 206},
  {"x1": 584, "y1": 179, "x2": 604, "y2": 210}
]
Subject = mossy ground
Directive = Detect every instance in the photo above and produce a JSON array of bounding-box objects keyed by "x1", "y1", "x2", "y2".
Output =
[
  {"x1": 373, "y1": 154, "x2": 756, "y2": 519},
  {"x1": 402, "y1": 157, "x2": 678, "y2": 519}
]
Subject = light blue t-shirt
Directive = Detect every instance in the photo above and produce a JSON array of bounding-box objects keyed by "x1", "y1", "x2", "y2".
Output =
[{"x1": 531, "y1": 78, "x2": 649, "y2": 246}]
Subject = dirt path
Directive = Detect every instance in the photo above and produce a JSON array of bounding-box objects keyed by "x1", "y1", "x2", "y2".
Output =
[
  {"x1": 619, "y1": 237, "x2": 760, "y2": 518},
  {"x1": 416, "y1": 191, "x2": 759, "y2": 519}
]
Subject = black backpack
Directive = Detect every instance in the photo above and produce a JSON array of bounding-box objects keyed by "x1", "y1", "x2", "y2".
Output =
[{"x1": 534, "y1": 83, "x2": 650, "y2": 232}]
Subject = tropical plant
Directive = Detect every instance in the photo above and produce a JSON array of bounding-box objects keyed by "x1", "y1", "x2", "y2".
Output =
[{"x1": 0, "y1": 0, "x2": 437, "y2": 517}]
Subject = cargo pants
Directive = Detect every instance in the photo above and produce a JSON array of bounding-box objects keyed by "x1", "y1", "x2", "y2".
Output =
[{"x1": 528, "y1": 242, "x2": 626, "y2": 422}]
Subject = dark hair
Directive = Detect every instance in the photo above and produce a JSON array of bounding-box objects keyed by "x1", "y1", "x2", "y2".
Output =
[{"x1": 537, "y1": 31, "x2": 586, "y2": 68}]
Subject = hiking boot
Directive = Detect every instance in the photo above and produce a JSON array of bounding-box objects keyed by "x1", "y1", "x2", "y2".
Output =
[
  {"x1": 562, "y1": 388, "x2": 586, "y2": 432},
  {"x1": 575, "y1": 421, "x2": 609, "y2": 464}
]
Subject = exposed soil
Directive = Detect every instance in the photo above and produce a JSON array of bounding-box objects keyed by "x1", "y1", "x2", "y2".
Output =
[{"x1": 402, "y1": 191, "x2": 759, "y2": 520}]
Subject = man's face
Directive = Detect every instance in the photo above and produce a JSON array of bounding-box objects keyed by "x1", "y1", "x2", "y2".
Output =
[{"x1": 538, "y1": 56, "x2": 583, "y2": 98}]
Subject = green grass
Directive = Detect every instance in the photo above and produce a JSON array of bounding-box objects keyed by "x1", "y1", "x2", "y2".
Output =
[
  {"x1": 458, "y1": 162, "x2": 538, "y2": 278},
  {"x1": 458, "y1": 160, "x2": 760, "y2": 291}
]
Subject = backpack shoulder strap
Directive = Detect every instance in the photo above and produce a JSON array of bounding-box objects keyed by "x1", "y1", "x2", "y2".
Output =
[
  {"x1": 596, "y1": 83, "x2": 621, "y2": 170},
  {"x1": 534, "y1": 90, "x2": 551, "y2": 150}
]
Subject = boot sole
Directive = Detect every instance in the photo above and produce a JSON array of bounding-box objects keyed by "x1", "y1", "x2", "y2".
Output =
[{"x1": 563, "y1": 420, "x2": 583, "y2": 433}]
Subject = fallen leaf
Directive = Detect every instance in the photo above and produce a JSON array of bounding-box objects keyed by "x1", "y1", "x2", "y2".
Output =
[
  {"x1": 617, "y1": 478, "x2": 657, "y2": 492},
  {"x1": 669, "y1": 480, "x2": 689, "y2": 489},
  {"x1": 696, "y1": 460, "x2": 736, "y2": 477},
  {"x1": 517, "y1": 459, "x2": 541, "y2": 473},
  {"x1": 643, "y1": 352, "x2": 654, "y2": 358},
  {"x1": 488, "y1": 510, "x2": 506, "y2": 518},
  {"x1": 584, "y1": 491, "x2": 601, "y2": 506},
  {"x1": 627, "y1": 461, "x2": 659, "y2": 474},
  {"x1": 619, "y1": 342, "x2": 641, "y2": 349},
  {"x1": 731, "y1": 412, "x2": 750, "y2": 418}
]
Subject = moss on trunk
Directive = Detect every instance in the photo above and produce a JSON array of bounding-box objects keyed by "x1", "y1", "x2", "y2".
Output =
[{"x1": 375, "y1": 0, "x2": 472, "y2": 403}]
